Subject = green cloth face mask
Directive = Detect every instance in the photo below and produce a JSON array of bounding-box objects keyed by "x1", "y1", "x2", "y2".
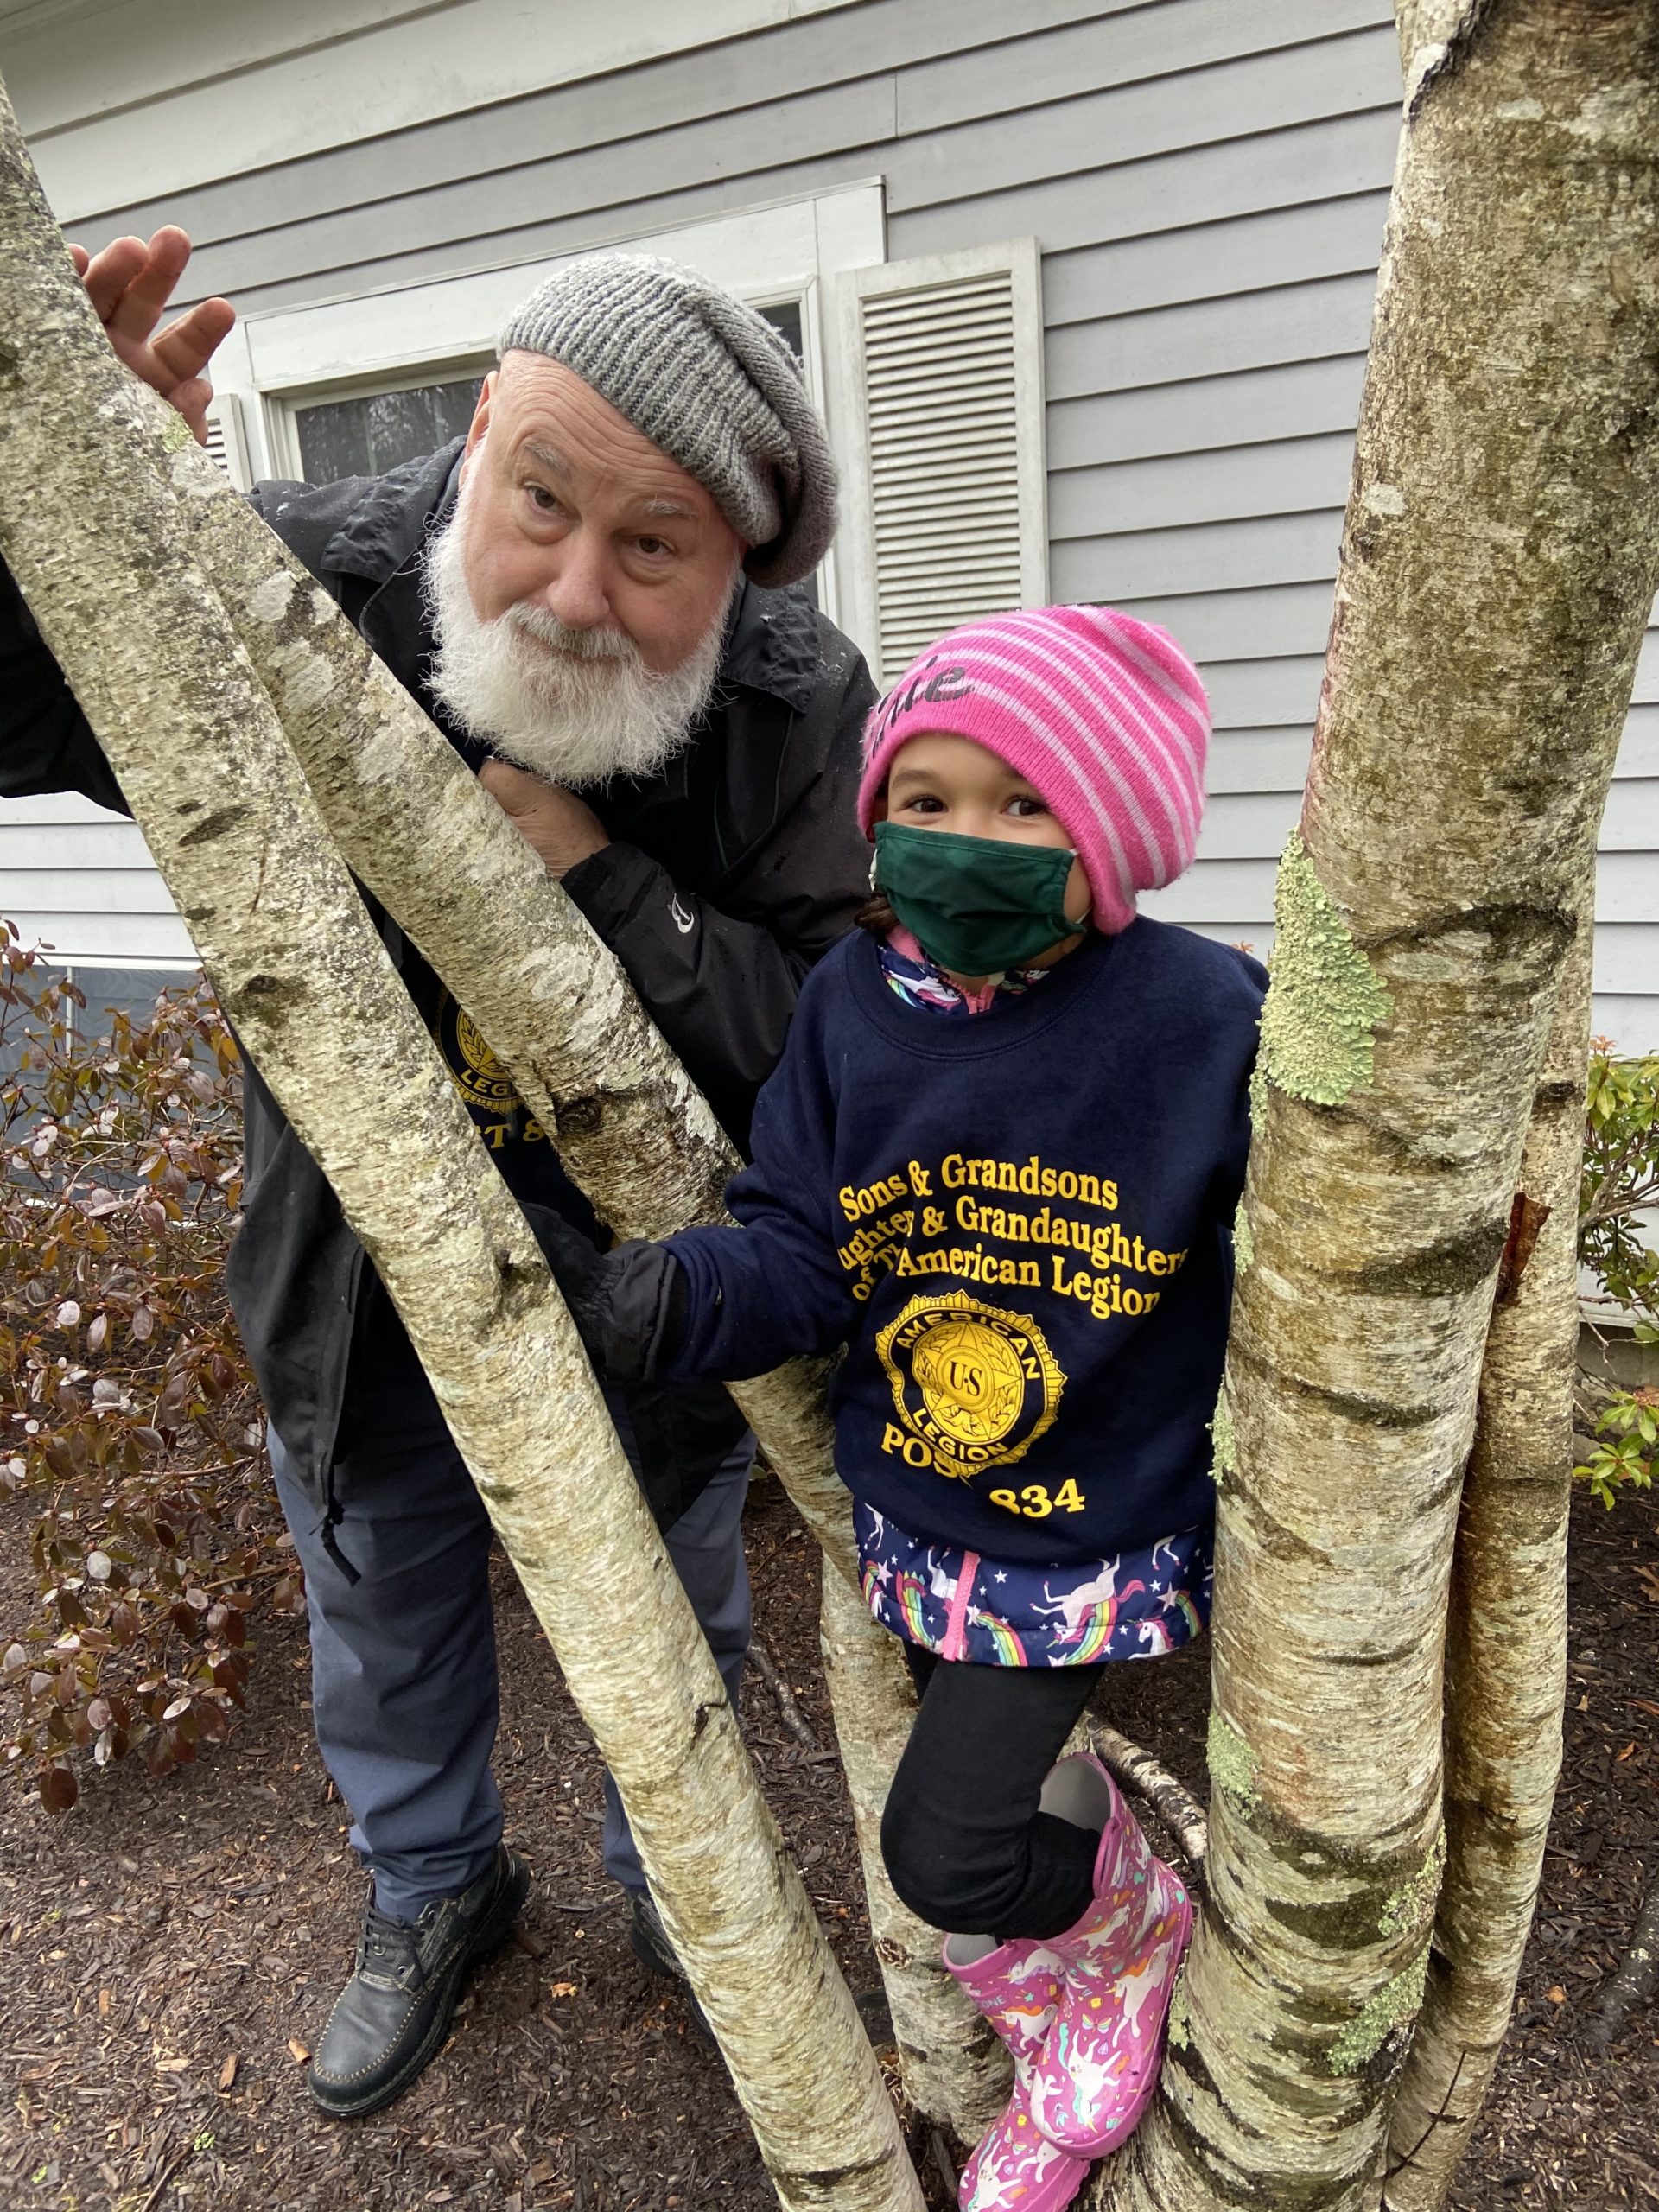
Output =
[{"x1": 873, "y1": 822, "x2": 1085, "y2": 977}]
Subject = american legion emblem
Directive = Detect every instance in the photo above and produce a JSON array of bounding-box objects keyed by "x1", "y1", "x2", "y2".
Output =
[{"x1": 875, "y1": 1290, "x2": 1065, "y2": 1482}]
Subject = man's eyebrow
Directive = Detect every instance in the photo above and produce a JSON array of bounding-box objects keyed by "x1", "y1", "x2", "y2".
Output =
[{"x1": 518, "y1": 444, "x2": 696, "y2": 524}]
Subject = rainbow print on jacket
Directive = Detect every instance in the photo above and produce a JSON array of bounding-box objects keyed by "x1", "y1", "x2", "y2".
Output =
[{"x1": 855, "y1": 1504, "x2": 1211, "y2": 1669}]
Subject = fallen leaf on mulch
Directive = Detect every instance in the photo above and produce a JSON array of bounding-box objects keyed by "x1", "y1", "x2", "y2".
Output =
[
  {"x1": 287, "y1": 2037, "x2": 310, "y2": 2063},
  {"x1": 218, "y1": 2053, "x2": 238, "y2": 2090}
]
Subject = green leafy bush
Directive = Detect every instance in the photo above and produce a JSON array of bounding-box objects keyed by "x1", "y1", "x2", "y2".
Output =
[
  {"x1": 1575, "y1": 1040, "x2": 1659, "y2": 1508},
  {"x1": 0, "y1": 925, "x2": 300, "y2": 1811}
]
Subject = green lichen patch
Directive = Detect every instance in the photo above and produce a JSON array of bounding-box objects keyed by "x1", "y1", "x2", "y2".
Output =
[
  {"x1": 1328, "y1": 1940, "x2": 1432, "y2": 2075},
  {"x1": 1382, "y1": 1827, "x2": 1446, "y2": 1940},
  {"x1": 159, "y1": 410, "x2": 194, "y2": 454},
  {"x1": 1166, "y1": 1966, "x2": 1191, "y2": 2050},
  {"x1": 1256, "y1": 830, "x2": 1393, "y2": 1109},
  {"x1": 1206, "y1": 1712, "x2": 1259, "y2": 1813},
  {"x1": 1232, "y1": 1200, "x2": 1255, "y2": 1273},
  {"x1": 1209, "y1": 1392, "x2": 1236, "y2": 1488}
]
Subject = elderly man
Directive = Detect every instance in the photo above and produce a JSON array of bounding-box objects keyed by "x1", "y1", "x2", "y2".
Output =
[{"x1": 0, "y1": 233, "x2": 874, "y2": 2113}]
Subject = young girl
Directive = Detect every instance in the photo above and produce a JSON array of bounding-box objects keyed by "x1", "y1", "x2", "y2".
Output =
[{"x1": 556, "y1": 606, "x2": 1265, "y2": 2210}]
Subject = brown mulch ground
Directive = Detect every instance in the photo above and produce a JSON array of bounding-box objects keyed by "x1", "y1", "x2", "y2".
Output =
[{"x1": 0, "y1": 1474, "x2": 1654, "y2": 2212}]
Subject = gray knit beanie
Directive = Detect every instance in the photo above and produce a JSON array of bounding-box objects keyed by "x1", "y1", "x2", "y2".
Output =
[{"x1": 499, "y1": 252, "x2": 838, "y2": 589}]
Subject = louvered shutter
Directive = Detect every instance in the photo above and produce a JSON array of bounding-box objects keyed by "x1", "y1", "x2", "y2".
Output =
[
  {"x1": 202, "y1": 393, "x2": 252, "y2": 491},
  {"x1": 832, "y1": 242, "x2": 1046, "y2": 685}
]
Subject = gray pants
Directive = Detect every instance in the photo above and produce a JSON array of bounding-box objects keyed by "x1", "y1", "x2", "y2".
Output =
[{"x1": 270, "y1": 1387, "x2": 752, "y2": 1922}]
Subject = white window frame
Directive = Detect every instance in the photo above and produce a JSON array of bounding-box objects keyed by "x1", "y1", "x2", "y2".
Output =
[{"x1": 206, "y1": 181, "x2": 887, "y2": 631}]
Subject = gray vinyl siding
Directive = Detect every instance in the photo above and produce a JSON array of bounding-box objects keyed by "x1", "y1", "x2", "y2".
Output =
[
  {"x1": 23, "y1": 0, "x2": 1659, "y2": 1046},
  {"x1": 0, "y1": 796, "x2": 194, "y2": 967}
]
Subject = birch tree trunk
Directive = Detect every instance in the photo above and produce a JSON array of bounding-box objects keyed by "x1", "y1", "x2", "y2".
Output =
[
  {"x1": 1381, "y1": 913, "x2": 1592, "y2": 2209},
  {"x1": 1088, "y1": 7, "x2": 1659, "y2": 2208},
  {"x1": 0, "y1": 85, "x2": 922, "y2": 2212},
  {"x1": 819, "y1": 1558, "x2": 1013, "y2": 2139}
]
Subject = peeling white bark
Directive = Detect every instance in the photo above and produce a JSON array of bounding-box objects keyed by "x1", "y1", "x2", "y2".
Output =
[
  {"x1": 1396, "y1": 2, "x2": 1500, "y2": 111},
  {"x1": 0, "y1": 80, "x2": 921, "y2": 2212}
]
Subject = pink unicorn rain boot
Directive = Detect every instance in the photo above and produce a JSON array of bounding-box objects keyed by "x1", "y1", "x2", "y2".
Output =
[
  {"x1": 1024, "y1": 1754, "x2": 1193, "y2": 2161},
  {"x1": 940, "y1": 1761, "x2": 1104, "y2": 2210},
  {"x1": 944, "y1": 1930, "x2": 1090, "y2": 2210}
]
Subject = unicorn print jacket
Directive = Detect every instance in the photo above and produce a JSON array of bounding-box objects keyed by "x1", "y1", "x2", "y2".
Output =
[{"x1": 854, "y1": 1500, "x2": 1212, "y2": 1667}]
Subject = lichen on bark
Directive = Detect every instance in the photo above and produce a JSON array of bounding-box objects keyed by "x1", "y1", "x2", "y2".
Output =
[
  {"x1": 1255, "y1": 830, "x2": 1393, "y2": 1111},
  {"x1": 1166, "y1": 1969, "x2": 1192, "y2": 2052},
  {"x1": 1209, "y1": 1392, "x2": 1236, "y2": 1487},
  {"x1": 1205, "y1": 1713, "x2": 1259, "y2": 1813},
  {"x1": 1329, "y1": 1943, "x2": 1433, "y2": 2076},
  {"x1": 1382, "y1": 1828, "x2": 1446, "y2": 1942}
]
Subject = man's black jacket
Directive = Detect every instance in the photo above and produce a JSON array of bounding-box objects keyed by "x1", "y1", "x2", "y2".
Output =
[{"x1": 0, "y1": 439, "x2": 876, "y2": 1534}]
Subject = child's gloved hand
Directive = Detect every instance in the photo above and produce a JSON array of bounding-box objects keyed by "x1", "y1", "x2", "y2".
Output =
[{"x1": 528, "y1": 1208, "x2": 686, "y2": 1387}]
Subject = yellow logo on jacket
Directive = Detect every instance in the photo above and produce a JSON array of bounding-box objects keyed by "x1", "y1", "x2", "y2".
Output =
[
  {"x1": 435, "y1": 990, "x2": 521, "y2": 1116},
  {"x1": 875, "y1": 1291, "x2": 1064, "y2": 1481}
]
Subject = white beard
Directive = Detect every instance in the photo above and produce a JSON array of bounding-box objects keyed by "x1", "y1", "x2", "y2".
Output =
[{"x1": 422, "y1": 487, "x2": 730, "y2": 788}]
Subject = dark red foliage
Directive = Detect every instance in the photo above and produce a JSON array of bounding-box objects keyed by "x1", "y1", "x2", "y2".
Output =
[{"x1": 0, "y1": 925, "x2": 301, "y2": 1811}]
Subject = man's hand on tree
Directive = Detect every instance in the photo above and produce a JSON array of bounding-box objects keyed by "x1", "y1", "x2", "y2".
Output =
[
  {"x1": 479, "y1": 760, "x2": 609, "y2": 877},
  {"x1": 68, "y1": 226, "x2": 234, "y2": 446}
]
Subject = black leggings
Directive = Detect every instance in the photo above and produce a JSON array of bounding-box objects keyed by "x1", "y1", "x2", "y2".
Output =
[{"x1": 880, "y1": 1645, "x2": 1106, "y2": 1942}]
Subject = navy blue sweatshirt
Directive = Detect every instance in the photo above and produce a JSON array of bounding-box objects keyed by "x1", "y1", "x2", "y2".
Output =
[{"x1": 664, "y1": 919, "x2": 1266, "y2": 1566}]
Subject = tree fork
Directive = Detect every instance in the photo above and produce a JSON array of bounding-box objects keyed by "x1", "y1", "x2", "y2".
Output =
[
  {"x1": 0, "y1": 79, "x2": 922, "y2": 2212},
  {"x1": 1088, "y1": 5, "x2": 1659, "y2": 2207}
]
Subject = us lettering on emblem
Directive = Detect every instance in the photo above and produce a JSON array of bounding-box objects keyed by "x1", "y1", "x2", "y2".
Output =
[{"x1": 874, "y1": 1290, "x2": 1065, "y2": 1482}]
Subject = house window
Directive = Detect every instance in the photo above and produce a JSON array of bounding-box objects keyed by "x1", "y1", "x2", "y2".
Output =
[
  {"x1": 294, "y1": 372, "x2": 486, "y2": 483},
  {"x1": 0, "y1": 963, "x2": 199, "y2": 1115}
]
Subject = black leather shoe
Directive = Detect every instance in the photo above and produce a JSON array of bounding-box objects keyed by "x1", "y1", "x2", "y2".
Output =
[
  {"x1": 308, "y1": 1846, "x2": 531, "y2": 2118},
  {"x1": 627, "y1": 1892, "x2": 713, "y2": 2040}
]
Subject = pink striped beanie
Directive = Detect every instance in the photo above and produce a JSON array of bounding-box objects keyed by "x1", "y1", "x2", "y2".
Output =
[{"x1": 855, "y1": 606, "x2": 1211, "y2": 936}]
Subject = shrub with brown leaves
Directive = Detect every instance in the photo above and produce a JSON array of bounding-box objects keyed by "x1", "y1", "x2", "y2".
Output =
[{"x1": 0, "y1": 923, "x2": 301, "y2": 1811}]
